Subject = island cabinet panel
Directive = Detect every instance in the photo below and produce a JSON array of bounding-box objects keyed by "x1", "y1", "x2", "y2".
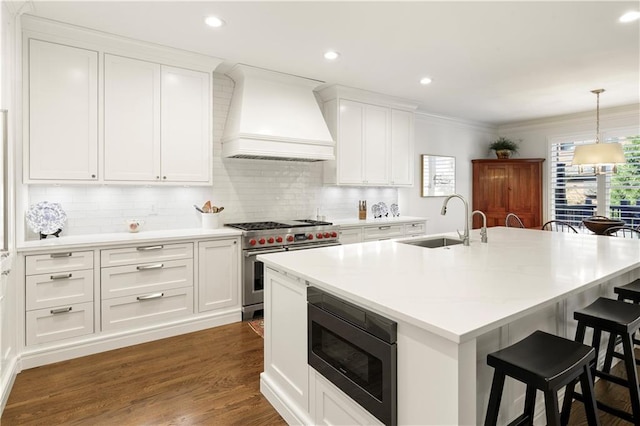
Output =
[
  {"x1": 472, "y1": 159, "x2": 544, "y2": 228},
  {"x1": 264, "y1": 267, "x2": 309, "y2": 413}
]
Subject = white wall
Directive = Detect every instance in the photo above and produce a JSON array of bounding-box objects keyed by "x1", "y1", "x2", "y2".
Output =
[
  {"x1": 399, "y1": 113, "x2": 496, "y2": 233},
  {"x1": 497, "y1": 104, "x2": 640, "y2": 222},
  {"x1": 25, "y1": 74, "x2": 398, "y2": 238}
]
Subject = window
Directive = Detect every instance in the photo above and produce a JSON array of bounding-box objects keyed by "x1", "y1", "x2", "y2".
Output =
[{"x1": 549, "y1": 135, "x2": 640, "y2": 229}]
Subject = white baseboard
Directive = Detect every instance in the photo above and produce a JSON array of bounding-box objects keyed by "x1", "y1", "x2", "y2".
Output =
[
  {"x1": 0, "y1": 355, "x2": 19, "y2": 414},
  {"x1": 20, "y1": 309, "x2": 241, "y2": 369},
  {"x1": 260, "y1": 372, "x2": 313, "y2": 425}
]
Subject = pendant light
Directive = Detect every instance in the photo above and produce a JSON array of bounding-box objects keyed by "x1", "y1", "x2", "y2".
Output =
[{"x1": 571, "y1": 89, "x2": 626, "y2": 174}]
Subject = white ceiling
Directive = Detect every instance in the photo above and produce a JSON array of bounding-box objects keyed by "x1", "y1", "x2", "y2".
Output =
[{"x1": 25, "y1": 1, "x2": 640, "y2": 125}]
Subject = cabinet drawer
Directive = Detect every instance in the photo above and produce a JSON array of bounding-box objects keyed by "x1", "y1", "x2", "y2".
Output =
[
  {"x1": 26, "y1": 301, "x2": 94, "y2": 346},
  {"x1": 404, "y1": 222, "x2": 426, "y2": 236},
  {"x1": 26, "y1": 251, "x2": 93, "y2": 275},
  {"x1": 338, "y1": 227, "x2": 363, "y2": 245},
  {"x1": 100, "y1": 243, "x2": 193, "y2": 267},
  {"x1": 363, "y1": 224, "x2": 404, "y2": 241},
  {"x1": 101, "y1": 287, "x2": 193, "y2": 332},
  {"x1": 26, "y1": 270, "x2": 93, "y2": 310},
  {"x1": 101, "y1": 259, "x2": 193, "y2": 299}
]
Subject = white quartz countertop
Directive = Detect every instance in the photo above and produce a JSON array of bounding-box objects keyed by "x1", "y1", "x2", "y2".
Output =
[
  {"x1": 17, "y1": 227, "x2": 242, "y2": 253},
  {"x1": 332, "y1": 216, "x2": 428, "y2": 227},
  {"x1": 258, "y1": 227, "x2": 640, "y2": 343}
]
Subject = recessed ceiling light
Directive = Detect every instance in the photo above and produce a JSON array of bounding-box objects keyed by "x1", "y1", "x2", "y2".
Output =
[
  {"x1": 205, "y1": 16, "x2": 225, "y2": 28},
  {"x1": 324, "y1": 51, "x2": 340, "y2": 61},
  {"x1": 619, "y1": 11, "x2": 640, "y2": 22},
  {"x1": 420, "y1": 77, "x2": 432, "y2": 85}
]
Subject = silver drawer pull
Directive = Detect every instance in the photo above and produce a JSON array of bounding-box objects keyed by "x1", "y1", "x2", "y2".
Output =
[
  {"x1": 50, "y1": 307, "x2": 72, "y2": 314},
  {"x1": 411, "y1": 223, "x2": 420, "y2": 227},
  {"x1": 136, "y1": 263, "x2": 164, "y2": 271},
  {"x1": 136, "y1": 245, "x2": 164, "y2": 251},
  {"x1": 137, "y1": 292, "x2": 164, "y2": 301},
  {"x1": 50, "y1": 273, "x2": 72, "y2": 280},
  {"x1": 50, "y1": 252, "x2": 72, "y2": 258},
  {"x1": 378, "y1": 226, "x2": 391, "y2": 230}
]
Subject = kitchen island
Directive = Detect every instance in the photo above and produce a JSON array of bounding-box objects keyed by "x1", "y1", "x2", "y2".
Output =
[{"x1": 258, "y1": 227, "x2": 640, "y2": 425}]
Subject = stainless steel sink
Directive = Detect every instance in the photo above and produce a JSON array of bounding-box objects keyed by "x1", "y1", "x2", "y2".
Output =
[{"x1": 400, "y1": 237, "x2": 464, "y2": 249}]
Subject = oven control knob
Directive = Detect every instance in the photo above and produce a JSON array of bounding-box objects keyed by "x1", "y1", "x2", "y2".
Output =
[
  {"x1": 331, "y1": 231, "x2": 338, "y2": 238},
  {"x1": 286, "y1": 235, "x2": 294, "y2": 242},
  {"x1": 258, "y1": 238, "x2": 266, "y2": 245},
  {"x1": 267, "y1": 237, "x2": 274, "y2": 244},
  {"x1": 307, "y1": 234, "x2": 314, "y2": 240},
  {"x1": 276, "y1": 236, "x2": 283, "y2": 243},
  {"x1": 316, "y1": 233, "x2": 323, "y2": 239},
  {"x1": 324, "y1": 232, "x2": 330, "y2": 238},
  {"x1": 249, "y1": 239, "x2": 257, "y2": 246}
]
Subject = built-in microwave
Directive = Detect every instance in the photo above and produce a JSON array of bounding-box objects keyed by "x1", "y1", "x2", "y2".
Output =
[{"x1": 307, "y1": 287, "x2": 397, "y2": 426}]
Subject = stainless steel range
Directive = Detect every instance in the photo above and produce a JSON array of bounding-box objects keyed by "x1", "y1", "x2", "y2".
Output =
[{"x1": 226, "y1": 219, "x2": 341, "y2": 320}]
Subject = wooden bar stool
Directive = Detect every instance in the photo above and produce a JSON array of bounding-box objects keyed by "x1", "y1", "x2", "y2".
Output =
[
  {"x1": 560, "y1": 297, "x2": 640, "y2": 425},
  {"x1": 484, "y1": 330, "x2": 599, "y2": 426},
  {"x1": 603, "y1": 278, "x2": 640, "y2": 372}
]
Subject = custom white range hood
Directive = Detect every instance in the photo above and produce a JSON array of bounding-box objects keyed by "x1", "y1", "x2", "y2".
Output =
[{"x1": 221, "y1": 64, "x2": 335, "y2": 162}]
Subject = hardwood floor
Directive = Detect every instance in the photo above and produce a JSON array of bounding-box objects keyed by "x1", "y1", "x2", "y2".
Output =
[
  {"x1": 1, "y1": 322, "x2": 285, "y2": 425},
  {"x1": 1, "y1": 321, "x2": 638, "y2": 425}
]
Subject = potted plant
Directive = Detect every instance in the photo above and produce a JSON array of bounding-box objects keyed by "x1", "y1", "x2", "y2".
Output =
[{"x1": 489, "y1": 137, "x2": 519, "y2": 159}]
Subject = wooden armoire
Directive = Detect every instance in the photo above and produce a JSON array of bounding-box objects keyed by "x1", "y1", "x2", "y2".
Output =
[{"x1": 472, "y1": 158, "x2": 544, "y2": 228}]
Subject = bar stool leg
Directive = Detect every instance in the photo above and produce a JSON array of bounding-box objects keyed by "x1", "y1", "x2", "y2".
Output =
[
  {"x1": 544, "y1": 390, "x2": 561, "y2": 426},
  {"x1": 603, "y1": 331, "x2": 617, "y2": 373},
  {"x1": 621, "y1": 333, "x2": 640, "y2": 422},
  {"x1": 579, "y1": 364, "x2": 600, "y2": 426},
  {"x1": 561, "y1": 323, "x2": 587, "y2": 425},
  {"x1": 523, "y1": 384, "x2": 537, "y2": 423},
  {"x1": 485, "y1": 371, "x2": 506, "y2": 426}
]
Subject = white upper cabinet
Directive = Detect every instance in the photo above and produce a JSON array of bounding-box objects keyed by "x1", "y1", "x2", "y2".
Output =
[
  {"x1": 161, "y1": 66, "x2": 211, "y2": 183},
  {"x1": 390, "y1": 109, "x2": 414, "y2": 186},
  {"x1": 23, "y1": 17, "x2": 220, "y2": 185},
  {"x1": 103, "y1": 56, "x2": 211, "y2": 183},
  {"x1": 104, "y1": 54, "x2": 161, "y2": 181},
  {"x1": 319, "y1": 85, "x2": 416, "y2": 187},
  {"x1": 27, "y1": 39, "x2": 98, "y2": 181}
]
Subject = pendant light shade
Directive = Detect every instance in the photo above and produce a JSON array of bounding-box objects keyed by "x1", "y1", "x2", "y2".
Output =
[
  {"x1": 571, "y1": 89, "x2": 626, "y2": 172},
  {"x1": 572, "y1": 142, "x2": 626, "y2": 165}
]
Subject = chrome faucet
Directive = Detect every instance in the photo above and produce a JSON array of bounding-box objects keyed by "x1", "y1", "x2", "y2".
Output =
[
  {"x1": 472, "y1": 210, "x2": 488, "y2": 243},
  {"x1": 441, "y1": 194, "x2": 470, "y2": 246}
]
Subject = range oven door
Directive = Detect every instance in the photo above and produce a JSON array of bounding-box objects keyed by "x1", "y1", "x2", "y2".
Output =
[
  {"x1": 243, "y1": 247, "x2": 286, "y2": 317},
  {"x1": 308, "y1": 288, "x2": 397, "y2": 426}
]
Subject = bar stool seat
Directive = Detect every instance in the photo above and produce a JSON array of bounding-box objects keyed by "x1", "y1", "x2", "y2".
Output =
[
  {"x1": 614, "y1": 278, "x2": 640, "y2": 303},
  {"x1": 561, "y1": 297, "x2": 640, "y2": 425},
  {"x1": 484, "y1": 330, "x2": 599, "y2": 426}
]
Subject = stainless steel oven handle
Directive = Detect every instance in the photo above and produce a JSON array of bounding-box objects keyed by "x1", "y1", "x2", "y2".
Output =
[
  {"x1": 287, "y1": 242, "x2": 341, "y2": 251},
  {"x1": 244, "y1": 248, "x2": 287, "y2": 257}
]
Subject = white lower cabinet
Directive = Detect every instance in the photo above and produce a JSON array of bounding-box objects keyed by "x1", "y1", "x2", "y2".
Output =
[
  {"x1": 101, "y1": 287, "x2": 194, "y2": 331},
  {"x1": 24, "y1": 250, "x2": 95, "y2": 345},
  {"x1": 338, "y1": 219, "x2": 427, "y2": 245},
  {"x1": 100, "y1": 243, "x2": 194, "y2": 331},
  {"x1": 338, "y1": 226, "x2": 363, "y2": 244},
  {"x1": 312, "y1": 371, "x2": 383, "y2": 426},
  {"x1": 26, "y1": 302, "x2": 94, "y2": 346},
  {"x1": 198, "y1": 238, "x2": 240, "y2": 312},
  {"x1": 264, "y1": 267, "x2": 309, "y2": 411}
]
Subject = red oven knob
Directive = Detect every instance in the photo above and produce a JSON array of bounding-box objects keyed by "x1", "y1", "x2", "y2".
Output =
[
  {"x1": 276, "y1": 236, "x2": 283, "y2": 243},
  {"x1": 324, "y1": 232, "x2": 330, "y2": 238},
  {"x1": 249, "y1": 239, "x2": 257, "y2": 246},
  {"x1": 331, "y1": 231, "x2": 337, "y2": 238},
  {"x1": 286, "y1": 235, "x2": 294, "y2": 242},
  {"x1": 316, "y1": 233, "x2": 323, "y2": 239},
  {"x1": 307, "y1": 234, "x2": 314, "y2": 240},
  {"x1": 258, "y1": 238, "x2": 266, "y2": 245},
  {"x1": 267, "y1": 237, "x2": 274, "y2": 244}
]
